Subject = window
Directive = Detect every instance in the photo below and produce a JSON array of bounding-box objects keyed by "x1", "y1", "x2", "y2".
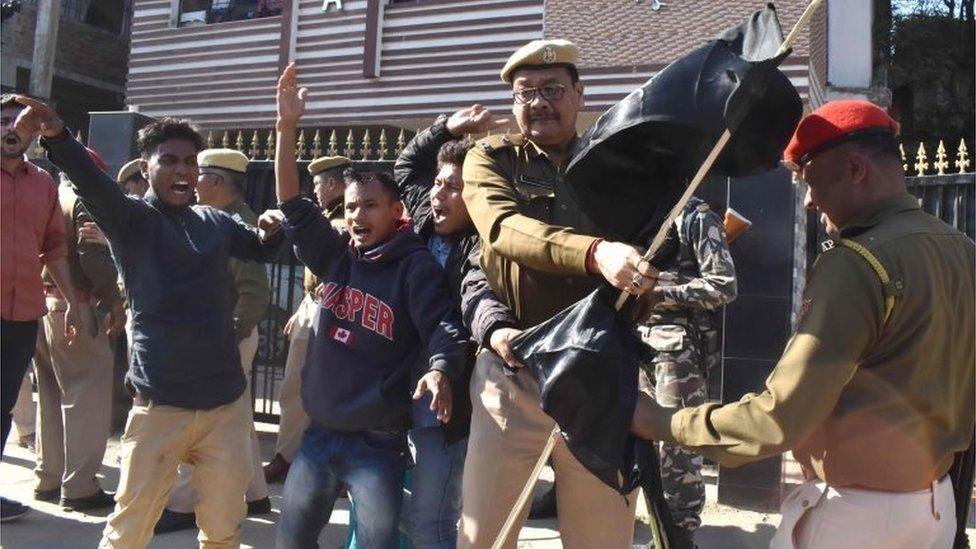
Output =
[{"x1": 178, "y1": 0, "x2": 282, "y2": 27}]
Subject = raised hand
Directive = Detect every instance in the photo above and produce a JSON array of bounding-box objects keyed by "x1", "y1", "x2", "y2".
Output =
[
  {"x1": 276, "y1": 62, "x2": 309, "y2": 128},
  {"x1": 446, "y1": 104, "x2": 510, "y2": 137},
  {"x1": 13, "y1": 95, "x2": 65, "y2": 140}
]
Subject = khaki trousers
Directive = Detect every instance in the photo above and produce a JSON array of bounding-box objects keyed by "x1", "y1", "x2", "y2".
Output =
[
  {"x1": 274, "y1": 294, "x2": 314, "y2": 461},
  {"x1": 35, "y1": 300, "x2": 113, "y2": 498},
  {"x1": 167, "y1": 328, "x2": 269, "y2": 512},
  {"x1": 459, "y1": 351, "x2": 637, "y2": 549},
  {"x1": 99, "y1": 393, "x2": 252, "y2": 549},
  {"x1": 11, "y1": 364, "x2": 35, "y2": 439},
  {"x1": 770, "y1": 476, "x2": 956, "y2": 549}
]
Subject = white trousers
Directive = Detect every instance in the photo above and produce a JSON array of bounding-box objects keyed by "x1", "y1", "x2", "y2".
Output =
[{"x1": 770, "y1": 476, "x2": 956, "y2": 549}]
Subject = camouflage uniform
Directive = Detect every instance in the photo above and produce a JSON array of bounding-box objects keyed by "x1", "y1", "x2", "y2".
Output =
[{"x1": 639, "y1": 196, "x2": 736, "y2": 532}]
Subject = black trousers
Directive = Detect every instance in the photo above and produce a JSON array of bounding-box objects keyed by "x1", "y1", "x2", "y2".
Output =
[{"x1": 1, "y1": 318, "x2": 39, "y2": 456}]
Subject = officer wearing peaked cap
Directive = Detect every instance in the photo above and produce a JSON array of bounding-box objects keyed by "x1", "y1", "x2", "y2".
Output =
[
  {"x1": 307, "y1": 155, "x2": 351, "y2": 221},
  {"x1": 458, "y1": 38, "x2": 660, "y2": 549},
  {"x1": 116, "y1": 159, "x2": 148, "y2": 198},
  {"x1": 632, "y1": 100, "x2": 975, "y2": 548}
]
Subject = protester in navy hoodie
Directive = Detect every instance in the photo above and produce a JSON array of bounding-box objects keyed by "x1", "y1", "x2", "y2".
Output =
[{"x1": 270, "y1": 63, "x2": 468, "y2": 549}]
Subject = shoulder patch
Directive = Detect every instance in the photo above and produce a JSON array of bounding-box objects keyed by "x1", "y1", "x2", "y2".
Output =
[{"x1": 476, "y1": 133, "x2": 524, "y2": 155}]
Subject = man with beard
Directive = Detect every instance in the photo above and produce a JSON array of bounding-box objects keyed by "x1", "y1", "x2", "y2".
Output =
[
  {"x1": 458, "y1": 40, "x2": 659, "y2": 548},
  {"x1": 0, "y1": 94, "x2": 80, "y2": 522},
  {"x1": 11, "y1": 95, "x2": 281, "y2": 547}
]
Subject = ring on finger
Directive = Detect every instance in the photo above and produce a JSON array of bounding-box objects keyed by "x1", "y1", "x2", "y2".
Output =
[{"x1": 631, "y1": 273, "x2": 644, "y2": 287}]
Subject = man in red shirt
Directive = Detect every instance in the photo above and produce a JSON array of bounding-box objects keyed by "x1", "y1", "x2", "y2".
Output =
[{"x1": 0, "y1": 94, "x2": 79, "y2": 522}]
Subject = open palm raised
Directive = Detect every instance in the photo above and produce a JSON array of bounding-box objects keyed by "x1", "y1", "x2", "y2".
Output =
[{"x1": 277, "y1": 62, "x2": 308, "y2": 126}]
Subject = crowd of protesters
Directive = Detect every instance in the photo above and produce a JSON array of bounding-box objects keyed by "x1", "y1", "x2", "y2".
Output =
[{"x1": 1, "y1": 35, "x2": 973, "y2": 549}]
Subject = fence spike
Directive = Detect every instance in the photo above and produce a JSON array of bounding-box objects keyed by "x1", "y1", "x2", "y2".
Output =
[
  {"x1": 362, "y1": 130, "x2": 372, "y2": 160},
  {"x1": 899, "y1": 143, "x2": 907, "y2": 173},
  {"x1": 913, "y1": 142, "x2": 928, "y2": 176},
  {"x1": 933, "y1": 140, "x2": 949, "y2": 175},
  {"x1": 296, "y1": 129, "x2": 306, "y2": 160},
  {"x1": 249, "y1": 131, "x2": 261, "y2": 159},
  {"x1": 956, "y1": 138, "x2": 971, "y2": 174},
  {"x1": 266, "y1": 130, "x2": 276, "y2": 161},
  {"x1": 220, "y1": 131, "x2": 230, "y2": 149},
  {"x1": 343, "y1": 129, "x2": 356, "y2": 159},
  {"x1": 311, "y1": 130, "x2": 322, "y2": 159},
  {"x1": 328, "y1": 129, "x2": 339, "y2": 157},
  {"x1": 395, "y1": 128, "x2": 406, "y2": 157},
  {"x1": 75, "y1": 129, "x2": 84, "y2": 145},
  {"x1": 235, "y1": 131, "x2": 245, "y2": 153},
  {"x1": 378, "y1": 129, "x2": 388, "y2": 160},
  {"x1": 207, "y1": 131, "x2": 214, "y2": 149}
]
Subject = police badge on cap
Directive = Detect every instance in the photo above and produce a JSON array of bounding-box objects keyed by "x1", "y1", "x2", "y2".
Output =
[{"x1": 500, "y1": 39, "x2": 579, "y2": 83}]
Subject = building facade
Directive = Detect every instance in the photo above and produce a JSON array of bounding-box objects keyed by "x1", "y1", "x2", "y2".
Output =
[{"x1": 125, "y1": 0, "x2": 813, "y2": 133}]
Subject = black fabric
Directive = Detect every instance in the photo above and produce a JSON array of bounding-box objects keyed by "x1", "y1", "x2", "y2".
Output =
[
  {"x1": 950, "y1": 432, "x2": 975, "y2": 548},
  {"x1": 1, "y1": 319, "x2": 38, "y2": 456},
  {"x1": 510, "y1": 286, "x2": 651, "y2": 493},
  {"x1": 563, "y1": 3, "x2": 802, "y2": 245}
]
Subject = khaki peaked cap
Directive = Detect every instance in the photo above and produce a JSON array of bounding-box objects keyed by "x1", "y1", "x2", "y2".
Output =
[
  {"x1": 500, "y1": 39, "x2": 579, "y2": 83},
  {"x1": 198, "y1": 148, "x2": 249, "y2": 174},
  {"x1": 116, "y1": 159, "x2": 143, "y2": 183},
  {"x1": 308, "y1": 156, "x2": 352, "y2": 177}
]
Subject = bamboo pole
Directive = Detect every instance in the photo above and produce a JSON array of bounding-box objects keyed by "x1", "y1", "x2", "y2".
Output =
[{"x1": 490, "y1": 428, "x2": 560, "y2": 549}]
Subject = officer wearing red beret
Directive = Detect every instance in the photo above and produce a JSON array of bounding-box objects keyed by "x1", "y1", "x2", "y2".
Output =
[{"x1": 631, "y1": 100, "x2": 975, "y2": 548}]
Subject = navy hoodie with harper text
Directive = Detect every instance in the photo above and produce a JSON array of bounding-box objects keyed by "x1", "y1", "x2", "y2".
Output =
[{"x1": 280, "y1": 196, "x2": 468, "y2": 432}]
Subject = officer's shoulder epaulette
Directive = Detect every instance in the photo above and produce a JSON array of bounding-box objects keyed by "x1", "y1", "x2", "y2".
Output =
[
  {"x1": 696, "y1": 202, "x2": 710, "y2": 213},
  {"x1": 476, "y1": 133, "x2": 524, "y2": 155}
]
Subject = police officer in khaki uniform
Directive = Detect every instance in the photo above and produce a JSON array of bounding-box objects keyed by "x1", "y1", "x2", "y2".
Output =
[
  {"x1": 155, "y1": 149, "x2": 273, "y2": 533},
  {"x1": 632, "y1": 100, "x2": 975, "y2": 548},
  {"x1": 34, "y1": 150, "x2": 124, "y2": 512},
  {"x1": 264, "y1": 155, "x2": 351, "y2": 483},
  {"x1": 459, "y1": 39, "x2": 658, "y2": 549},
  {"x1": 116, "y1": 159, "x2": 148, "y2": 198}
]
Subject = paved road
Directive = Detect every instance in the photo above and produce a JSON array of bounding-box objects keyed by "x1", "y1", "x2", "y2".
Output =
[{"x1": 1, "y1": 423, "x2": 970, "y2": 548}]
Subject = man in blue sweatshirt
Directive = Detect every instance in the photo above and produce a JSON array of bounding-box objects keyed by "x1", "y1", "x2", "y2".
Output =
[
  {"x1": 272, "y1": 64, "x2": 468, "y2": 549},
  {"x1": 13, "y1": 96, "x2": 281, "y2": 549}
]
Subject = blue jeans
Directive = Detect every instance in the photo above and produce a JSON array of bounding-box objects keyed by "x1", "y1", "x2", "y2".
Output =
[
  {"x1": 277, "y1": 425, "x2": 408, "y2": 549},
  {"x1": 401, "y1": 428, "x2": 467, "y2": 549}
]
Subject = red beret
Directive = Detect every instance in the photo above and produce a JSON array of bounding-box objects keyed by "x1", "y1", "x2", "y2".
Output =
[
  {"x1": 85, "y1": 147, "x2": 108, "y2": 171},
  {"x1": 783, "y1": 100, "x2": 899, "y2": 170}
]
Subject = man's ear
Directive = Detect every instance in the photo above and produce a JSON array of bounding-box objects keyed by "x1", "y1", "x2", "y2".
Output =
[
  {"x1": 848, "y1": 150, "x2": 870, "y2": 186},
  {"x1": 392, "y1": 199, "x2": 405, "y2": 220},
  {"x1": 574, "y1": 81, "x2": 585, "y2": 110},
  {"x1": 139, "y1": 158, "x2": 150, "y2": 180}
]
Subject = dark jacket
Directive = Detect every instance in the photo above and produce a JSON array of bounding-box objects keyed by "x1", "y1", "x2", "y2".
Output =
[
  {"x1": 394, "y1": 116, "x2": 516, "y2": 442},
  {"x1": 280, "y1": 196, "x2": 467, "y2": 432},
  {"x1": 43, "y1": 131, "x2": 280, "y2": 410}
]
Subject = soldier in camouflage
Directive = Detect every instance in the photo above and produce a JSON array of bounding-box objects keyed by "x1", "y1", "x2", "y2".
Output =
[{"x1": 638, "y1": 195, "x2": 737, "y2": 546}]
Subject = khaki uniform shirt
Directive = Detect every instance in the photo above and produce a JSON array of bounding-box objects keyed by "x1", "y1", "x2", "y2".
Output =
[
  {"x1": 671, "y1": 193, "x2": 975, "y2": 491},
  {"x1": 224, "y1": 197, "x2": 270, "y2": 341},
  {"x1": 42, "y1": 183, "x2": 122, "y2": 308},
  {"x1": 302, "y1": 198, "x2": 345, "y2": 295},
  {"x1": 462, "y1": 134, "x2": 601, "y2": 326}
]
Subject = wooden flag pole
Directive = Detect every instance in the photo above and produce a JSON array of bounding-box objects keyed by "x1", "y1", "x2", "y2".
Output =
[{"x1": 490, "y1": 427, "x2": 560, "y2": 549}]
